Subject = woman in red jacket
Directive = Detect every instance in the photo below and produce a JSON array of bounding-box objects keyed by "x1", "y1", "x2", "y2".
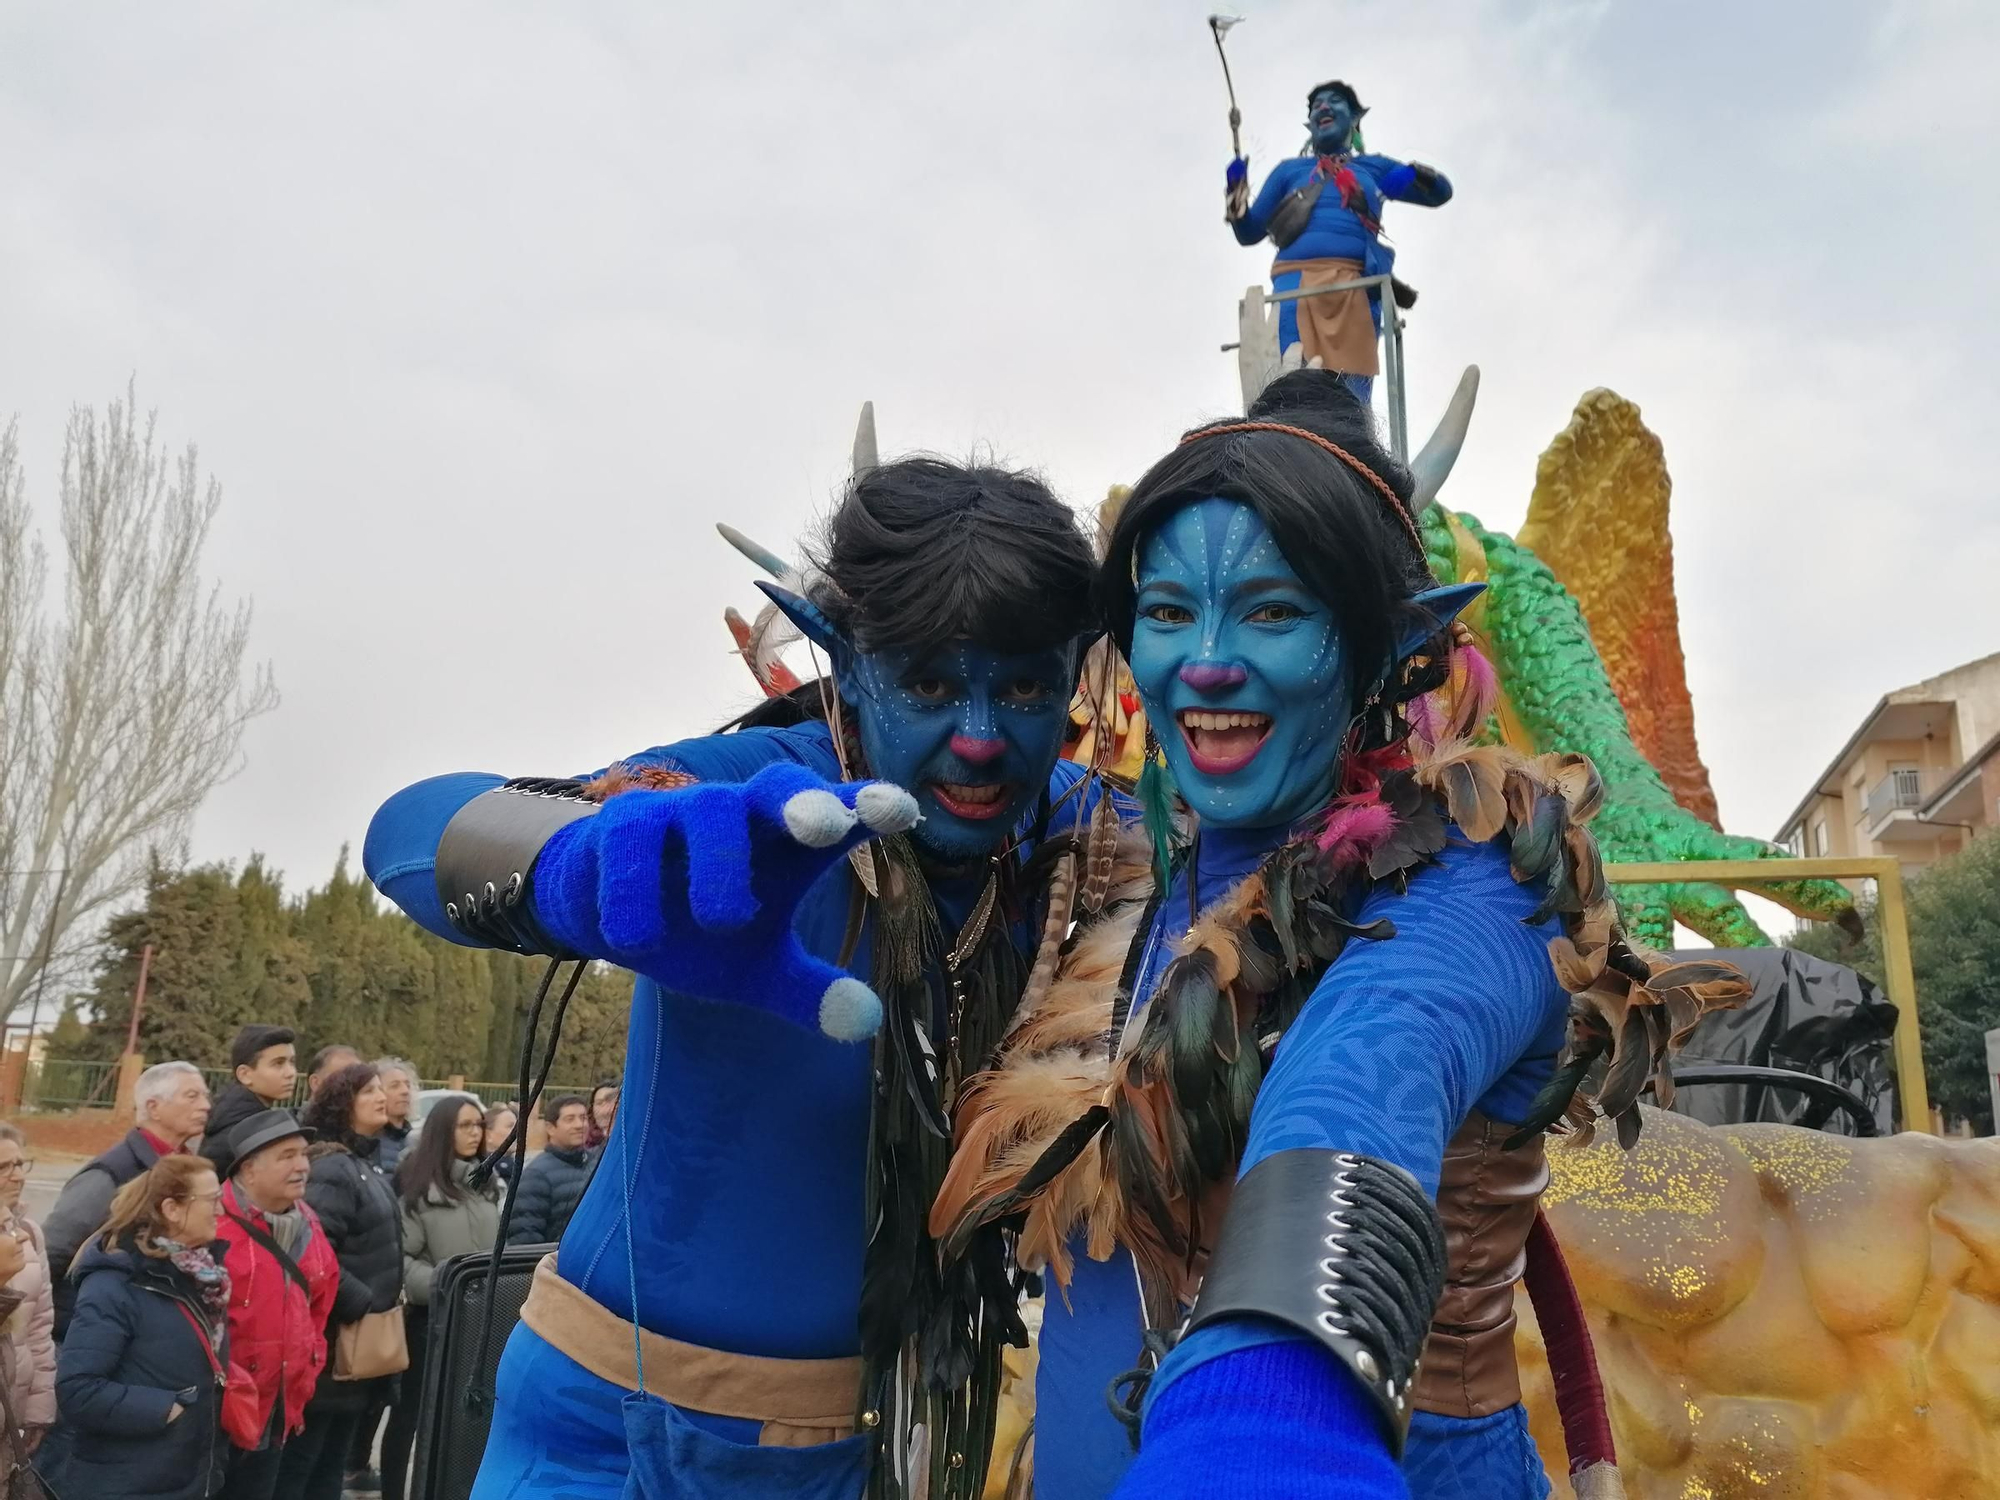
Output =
[{"x1": 216, "y1": 1112, "x2": 341, "y2": 1500}]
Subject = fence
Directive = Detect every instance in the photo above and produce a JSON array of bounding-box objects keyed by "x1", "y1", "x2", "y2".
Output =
[{"x1": 25, "y1": 1057, "x2": 122, "y2": 1112}]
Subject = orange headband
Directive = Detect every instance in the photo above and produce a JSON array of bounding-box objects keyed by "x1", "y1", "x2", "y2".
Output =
[{"x1": 1180, "y1": 421, "x2": 1424, "y2": 556}]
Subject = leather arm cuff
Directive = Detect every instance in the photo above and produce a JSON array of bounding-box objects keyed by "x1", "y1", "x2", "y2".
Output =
[
  {"x1": 435, "y1": 778, "x2": 598, "y2": 955},
  {"x1": 1183, "y1": 1149, "x2": 1447, "y2": 1457}
]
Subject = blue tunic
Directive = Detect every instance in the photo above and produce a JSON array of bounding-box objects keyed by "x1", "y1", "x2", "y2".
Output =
[
  {"x1": 1032, "y1": 822, "x2": 1566, "y2": 1500},
  {"x1": 1231, "y1": 154, "x2": 1453, "y2": 370}
]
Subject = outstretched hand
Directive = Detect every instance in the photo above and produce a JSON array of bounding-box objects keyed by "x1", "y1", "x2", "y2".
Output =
[
  {"x1": 1225, "y1": 156, "x2": 1249, "y2": 189},
  {"x1": 535, "y1": 763, "x2": 919, "y2": 1039}
]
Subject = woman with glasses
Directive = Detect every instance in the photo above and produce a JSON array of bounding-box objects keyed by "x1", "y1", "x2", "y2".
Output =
[
  {"x1": 46, "y1": 1154, "x2": 232, "y2": 1500},
  {"x1": 0, "y1": 1124, "x2": 54, "y2": 1473}
]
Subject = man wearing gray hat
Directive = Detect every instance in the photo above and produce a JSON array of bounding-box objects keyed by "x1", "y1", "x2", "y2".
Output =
[{"x1": 216, "y1": 1112, "x2": 342, "y2": 1500}]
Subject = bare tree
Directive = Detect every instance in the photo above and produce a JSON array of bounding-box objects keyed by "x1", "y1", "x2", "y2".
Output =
[{"x1": 0, "y1": 381, "x2": 278, "y2": 1026}]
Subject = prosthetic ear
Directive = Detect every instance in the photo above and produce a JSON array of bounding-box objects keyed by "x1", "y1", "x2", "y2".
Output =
[
  {"x1": 1396, "y1": 582, "x2": 1485, "y2": 662},
  {"x1": 754, "y1": 582, "x2": 851, "y2": 670}
]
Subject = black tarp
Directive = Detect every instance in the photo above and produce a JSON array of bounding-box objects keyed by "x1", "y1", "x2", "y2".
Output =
[{"x1": 1661, "y1": 947, "x2": 1899, "y2": 1134}]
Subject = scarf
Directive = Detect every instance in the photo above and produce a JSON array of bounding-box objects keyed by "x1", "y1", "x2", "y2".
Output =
[{"x1": 153, "y1": 1237, "x2": 231, "y2": 1342}]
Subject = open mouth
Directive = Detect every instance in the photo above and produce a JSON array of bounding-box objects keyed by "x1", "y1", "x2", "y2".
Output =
[
  {"x1": 1177, "y1": 710, "x2": 1272, "y2": 775},
  {"x1": 930, "y1": 779, "x2": 1015, "y2": 821}
]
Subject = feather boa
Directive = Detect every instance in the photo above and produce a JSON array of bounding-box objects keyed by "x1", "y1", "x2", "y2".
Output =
[{"x1": 930, "y1": 734, "x2": 1748, "y2": 1303}]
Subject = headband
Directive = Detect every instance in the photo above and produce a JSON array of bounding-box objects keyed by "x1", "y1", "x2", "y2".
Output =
[{"x1": 1180, "y1": 421, "x2": 1424, "y2": 557}]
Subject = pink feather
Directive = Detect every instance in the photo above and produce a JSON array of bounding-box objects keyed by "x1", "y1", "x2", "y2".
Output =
[{"x1": 1314, "y1": 797, "x2": 1397, "y2": 864}]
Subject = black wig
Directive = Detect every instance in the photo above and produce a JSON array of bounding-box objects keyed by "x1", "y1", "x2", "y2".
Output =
[
  {"x1": 806, "y1": 456, "x2": 1096, "y2": 659},
  {"x1": 1098, "y1": 370, "x2": 1436, "y2": 703}
]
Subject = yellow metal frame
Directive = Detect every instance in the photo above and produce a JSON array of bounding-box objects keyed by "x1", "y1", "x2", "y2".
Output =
[{"x1": 1603, "y1": 857, "x2": 1930, "y2": 1134}]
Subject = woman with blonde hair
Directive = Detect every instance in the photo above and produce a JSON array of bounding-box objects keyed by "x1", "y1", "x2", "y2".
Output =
[
  {"x1": 0, "y1": 1122, "x2": 55, "y2": 1473},
  {"x1": 48, "y1": 1153, "x2": 231, "y2": 1499}
]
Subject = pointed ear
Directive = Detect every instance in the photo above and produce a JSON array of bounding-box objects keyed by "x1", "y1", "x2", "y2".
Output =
[
  {"x1": 1396, "y1": 582, "x2": 1485, "y2": 660},
  {"x1": 754, "y1": 582, "x2": 850, "y2": 666}
]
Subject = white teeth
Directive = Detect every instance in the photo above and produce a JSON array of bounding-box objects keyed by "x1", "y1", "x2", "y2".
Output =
[{"x1": 1179, "y1": 711, "x2": 1271, "y2": 732}]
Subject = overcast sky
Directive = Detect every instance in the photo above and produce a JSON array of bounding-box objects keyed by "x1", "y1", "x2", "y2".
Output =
[{"x1": 4, "y1": 1, "x2": 1995, "y2": 922}]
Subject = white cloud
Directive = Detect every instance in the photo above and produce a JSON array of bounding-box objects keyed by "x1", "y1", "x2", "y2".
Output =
[{"x1": 1, "y1": 0, "x2": 1992, "y2": 897}]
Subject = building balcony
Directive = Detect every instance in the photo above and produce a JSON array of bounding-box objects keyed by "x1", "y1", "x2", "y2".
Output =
[{"x1": 1863, "y1": 770, "x2": 1933, "y2": 842}]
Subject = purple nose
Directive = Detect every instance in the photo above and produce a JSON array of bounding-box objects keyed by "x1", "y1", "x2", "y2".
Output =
[
  {"x1": 949, "y1": 733, "x2": 1007, "y2": 766},
  {"x1": 1178, "y1": 661, "x2": 1248, "y2": 692}
]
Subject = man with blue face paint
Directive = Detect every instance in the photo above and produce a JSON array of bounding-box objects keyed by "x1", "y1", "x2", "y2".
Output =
[
  {"x1": 361, "y1": 453, "x2": 1101, "y2": 1500},
  {"x1": 934, "y1": 372, "x2": 1737, "y2": 1499},
  {"x1": 1226, "y1": 79, "x2": 1452, "y2": 405}
]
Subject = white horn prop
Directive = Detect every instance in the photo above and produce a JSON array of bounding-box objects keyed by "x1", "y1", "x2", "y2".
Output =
[
  {"x1": 852, "y1": 401, "x2": 878, "y2": 476},
  {"x1": 1408, "y1": 365, "x2": 1481, "y2": 512},
  {"x1": 716, "y1": 524, "x2": 793, "y2": 579}
]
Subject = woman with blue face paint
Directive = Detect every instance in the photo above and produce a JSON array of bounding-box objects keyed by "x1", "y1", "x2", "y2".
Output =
[
  {"x1": 934, "y1": 372, "x2": 1739, "y2": 1500},
  {"x1": 361, "y1": 456, "x2": 1106, "y2": 1500}
]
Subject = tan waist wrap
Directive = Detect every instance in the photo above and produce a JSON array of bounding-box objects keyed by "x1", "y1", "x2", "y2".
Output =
[
  {"x1": 1275, "y1": 255, "x2": 1380, "y2": 376},
  {"x1": 518, "y1": 1255, "x2": 863, "y2": 1448},
  {"x1": 1412, "y1": 1110, "x2": 1548, "y2": 1418}
]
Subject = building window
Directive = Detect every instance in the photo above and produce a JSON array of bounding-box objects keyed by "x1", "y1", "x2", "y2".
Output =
[{"x1": 1812, "y1": 819, "x2": 1830, "y2": 857}]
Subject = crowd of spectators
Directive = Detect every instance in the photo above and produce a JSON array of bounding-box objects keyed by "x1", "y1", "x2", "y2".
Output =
[{"x1": 0, "y1": 1028, "x2": 613, "y2": 1500}]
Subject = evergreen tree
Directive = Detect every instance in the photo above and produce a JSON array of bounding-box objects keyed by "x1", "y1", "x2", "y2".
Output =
[{"x1": 1789, "y1": 835, "x2": 2000, "y2": 1133}]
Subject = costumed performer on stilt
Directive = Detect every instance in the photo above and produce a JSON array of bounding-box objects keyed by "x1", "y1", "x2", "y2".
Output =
[
  {"x1": 364, "y1": 453, "x2": 1115, "y2": 1500},
  {"x1": 1227, "y1": 81, "x2": 1452, "y2": 406},
  {"x1": 932, "y1": 371, "x2": 1742, "y2": 1499}
]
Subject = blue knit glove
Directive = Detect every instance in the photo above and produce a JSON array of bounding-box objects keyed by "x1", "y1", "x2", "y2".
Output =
[
  {"x1": 1115, "y1": 1341, "x2": 1409, "y2": 1500},
  {"x1": 1226, "y1": 156, "x2": 1249, "y2": 190},
  {"x1": 532, "y1": 763, "x2": 917, "y2": 1040}
]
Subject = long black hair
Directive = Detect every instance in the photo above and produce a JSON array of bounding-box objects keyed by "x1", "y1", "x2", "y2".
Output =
[
  {"x1": 1098, "y1": 371, "x2": 1438, "y2": 711},
  {"x1": 398, "y1": 1094, "x2": 482, "y2": 1210},
  {"x1": 300, "y1": 1062, "x2": 382, "y2": 1155}
]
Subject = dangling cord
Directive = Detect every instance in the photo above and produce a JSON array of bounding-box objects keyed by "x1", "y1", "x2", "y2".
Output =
[{"x1": 468, "y1": 956, "x2": 586, "y2": 1410}]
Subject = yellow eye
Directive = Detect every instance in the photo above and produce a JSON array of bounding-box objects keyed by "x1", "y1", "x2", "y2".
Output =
[
  {"x1": 1145, "y1": 604, "x2": 1195, "y2": 625},
  {"x1": 1247, "y1": 603, "x2": 1303, "y2": 623},
  {"x1": 907, "y1": 678, "x2": 952, "y2": 702}
]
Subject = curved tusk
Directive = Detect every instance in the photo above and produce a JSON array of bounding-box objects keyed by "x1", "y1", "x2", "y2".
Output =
[
  {"x1": 1408, "y1": 365, "x2": 1480, "y2": 512},
  {"x1": 852, "y1": 401, "x2": 878, "y2": 476},
  {"x1": 716, "y1": 524, "x2": 792, "y2": 579}
]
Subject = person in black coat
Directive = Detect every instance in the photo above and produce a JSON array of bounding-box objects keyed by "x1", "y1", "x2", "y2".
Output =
[
  {"x1": 198, "y1": 1025, "x2": 299, "y2": 1179},
  {"x1": 46, "y1": 1154, "x2": 232, "y2": 1500},
  {"x1": 505, "y1": 1094, "x2": 597, "y2": 1245},
  {"x1": 277, "y1": 1063, "x2": 404, "y2": 1500}
]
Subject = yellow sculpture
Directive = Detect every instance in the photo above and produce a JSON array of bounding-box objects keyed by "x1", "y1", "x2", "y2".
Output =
[{"x1": 1517, "y1": 1108, "x2": 2000, "y2": 1498}]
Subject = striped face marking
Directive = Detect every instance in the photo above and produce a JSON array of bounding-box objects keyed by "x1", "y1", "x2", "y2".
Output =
[{"x1": 1130, "y1": 498, "x2": 1353, "y2": 829}]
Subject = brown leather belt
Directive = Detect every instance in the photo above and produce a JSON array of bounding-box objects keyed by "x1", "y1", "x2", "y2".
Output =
[
  {"x1": 1413, "y1": 1110, "x2": 1548, "y2": 1417},
  {"x1": 518, "y1": 1255, "x2": 863, "y2": 1447}
]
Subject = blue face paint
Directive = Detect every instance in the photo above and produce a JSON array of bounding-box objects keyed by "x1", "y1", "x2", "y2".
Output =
[
  {"x1": 1308, "y1": 89, "x2": 1357, "y2": 155},
  {"x1": 1129, "y1": 499, "x2": 1354, "y2": 831},
  {"x1": 846, "y1": 640, "x2": 1078, "y2": 862}
]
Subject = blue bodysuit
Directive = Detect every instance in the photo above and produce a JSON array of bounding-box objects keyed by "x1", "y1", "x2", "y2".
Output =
[
  {"x1": 365, "y1": 721, "x2": 1086, "y2": 1499},
  {"x1": 1033, "y1": 822, "x2": 1566, "y2": 1500},
  {"x1": 1232, "y1": 154, "x2": 1452, "y2": 397}
]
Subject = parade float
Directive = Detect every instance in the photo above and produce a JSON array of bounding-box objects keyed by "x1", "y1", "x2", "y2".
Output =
[{"x1": 690, "y1": 36, "x2": 2000, "y2": 1499}]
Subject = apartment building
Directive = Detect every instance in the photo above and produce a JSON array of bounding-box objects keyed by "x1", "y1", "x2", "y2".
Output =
[{"x1": 1775, "y1": 649, "x2": 2000, "y2": 878}]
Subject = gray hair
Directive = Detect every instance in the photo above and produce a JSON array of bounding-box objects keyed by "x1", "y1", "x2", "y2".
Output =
[
  {"x1": 0, "y1": 1123, "x2": 22, "y2": 1149},
  {"x1": 371, "y1": 1057, "x2": 419, "y2": 1088},
  {"x1": 133, "y1": 1060, "x2": 204, "y2": 1119}
]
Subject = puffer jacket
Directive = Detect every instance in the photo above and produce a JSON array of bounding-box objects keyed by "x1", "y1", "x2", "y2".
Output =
[
  {"x1": 400, "y1": 1161, "x2": 502, "y2": 1307},
  {"x1": 303, "y1": 1138, "x2": 404, "y2": 1325},
  {"x1": 505, "y1": 1143, "x2": 596, "y2": 1246},
  {"x1": 49, "y1": 1233, "x2": 229, "y2": 1500},
  {"x1": 217, "y1": 1181, "x2": 341, "y2": 1442},
  {"x1": 0, "y1": 1210, "x2": 56, "y2": 1430}
]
